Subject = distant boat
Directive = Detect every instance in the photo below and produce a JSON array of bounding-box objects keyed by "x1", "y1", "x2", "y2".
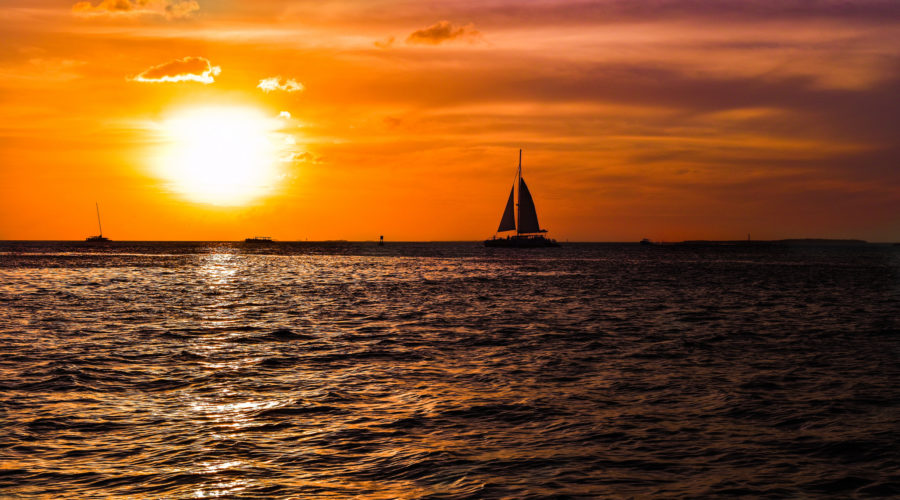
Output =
[
  {"x1": 640, "y1": 238, "x2": 653, "y2": 245},
  {"x1": 85, "y1": 202, "x2": 110, "y2": 242},
  {"x1": 378, "y1": 235, "x2": 384, "y2": 246},
  {"x1": 485, "y1": 150, "x2": 558, "y2": 248},
  {"x1": 244, "y1": 236, "x2": 273, "y2": 243}
]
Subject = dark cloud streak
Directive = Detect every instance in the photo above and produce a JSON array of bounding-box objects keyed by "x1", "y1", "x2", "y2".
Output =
[
  {"x1": 447, "y1": 0, "x2": 900, "y2": 27},
  {"x1": 260, "y1": 0, "x2": 900, "y2": 29},
  {"x1": 406, "y1": 21, "x2": 480, "y2": 45}
]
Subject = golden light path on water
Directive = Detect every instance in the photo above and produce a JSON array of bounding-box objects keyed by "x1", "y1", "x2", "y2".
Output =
[
  {"x1": 181, "y1": 251, "x2": 482, "y2": 498},
  {"x1": 188, "y1": 252, "x2": 267, "y2": 498}
]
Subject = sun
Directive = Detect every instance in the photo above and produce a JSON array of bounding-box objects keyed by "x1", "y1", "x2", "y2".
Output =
[{"x1": 155, "y1": 106, "x2": 285, "y2": 206}]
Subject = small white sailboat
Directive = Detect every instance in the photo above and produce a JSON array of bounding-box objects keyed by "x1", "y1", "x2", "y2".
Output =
[
  {"x1": 85, "y1": 202, "x2": 110, "y2": 242},
  {"x1": 485, "y1": 150, "x2": 558, "y2": 247}
]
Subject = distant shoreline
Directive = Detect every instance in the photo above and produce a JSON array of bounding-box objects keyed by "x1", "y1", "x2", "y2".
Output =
[
  {"x1": 667, "y1": 238, "x2": 873, "y2": 246},
  {"x1": 0, "y1": 238, "x2": 897, "y2": 245}
]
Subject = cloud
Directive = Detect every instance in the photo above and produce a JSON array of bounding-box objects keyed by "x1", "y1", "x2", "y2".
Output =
[
  {"x1": 283, "y1": 152, "x2": 324, "y2": 164},
  {"x1": 406, "y1": 21, "x2": 480, "y2": 45},
  {"x1": 132, "y1": 56, "x2": 220, "y2": 84},
  {"x1": 0, "y1": 58, "x2": 87, "y2": 85},
  {"x1": 72, "y1": 0, "x2": 199, "y2": 19},
  {"x1": 374, "y1": 36, "x2": 395, "y2": 49},
  {"x1": 258, "y1": 77, "x2": 304, "y2": 93}
]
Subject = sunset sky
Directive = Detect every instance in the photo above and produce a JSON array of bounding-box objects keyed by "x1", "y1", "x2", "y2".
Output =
[{"x1": 1, "y1": 0, "x2": 898, "y2": 241}]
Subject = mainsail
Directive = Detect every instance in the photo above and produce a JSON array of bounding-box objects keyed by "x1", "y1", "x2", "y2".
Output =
[
  {"x1": 497, "y1": 184, "x2": 516, "y2": 232},
  {"x1": 517, "y1": 177, "x2": 542, "y2": 233}
]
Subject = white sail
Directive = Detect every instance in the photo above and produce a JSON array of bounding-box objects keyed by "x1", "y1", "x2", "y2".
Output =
[
  {"x1": 497, "y1": 184, "x2": 516, "y2": 232},
  {"x1": 517, "y1": 177, "x2": 541, "y2": 234}
]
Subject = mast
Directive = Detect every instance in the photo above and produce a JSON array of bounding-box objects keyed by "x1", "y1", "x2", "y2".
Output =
[
  {"x1": 516, "y1": 149, "x2": 522, "y2": 236},
  {"x1": 95, "y1": 202, "x2": 103, "y2": 237}
]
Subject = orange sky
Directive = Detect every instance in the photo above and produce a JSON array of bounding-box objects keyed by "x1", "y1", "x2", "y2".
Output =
[{"x1": 1, "y1": 0, "x2": 899, "y2": 241}]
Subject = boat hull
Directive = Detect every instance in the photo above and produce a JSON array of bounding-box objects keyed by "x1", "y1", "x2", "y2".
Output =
[
  {"x1": 484, "y1": 235, "x2": 559, "y2": 248},
  {"x1": 85, "y1": 236, "x2": 109, "y2": 242}
]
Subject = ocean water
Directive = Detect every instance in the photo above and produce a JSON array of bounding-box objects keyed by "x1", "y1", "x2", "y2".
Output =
[{"x1": 1, "y1": 241, "x2": 899, "y2": 498}]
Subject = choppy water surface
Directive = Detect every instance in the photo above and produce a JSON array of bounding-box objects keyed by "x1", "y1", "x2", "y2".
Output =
[{"x1": 1, "y1": 241, "x2": 899, "y2": 498}]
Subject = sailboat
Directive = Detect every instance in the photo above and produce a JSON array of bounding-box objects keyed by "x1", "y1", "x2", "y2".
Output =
[
  {"x1": 85, "y1": 202, "x2": 110, "y2": 242},
  {"x1": 485, "y1": 150, "x2": 559, "y2": 248}
]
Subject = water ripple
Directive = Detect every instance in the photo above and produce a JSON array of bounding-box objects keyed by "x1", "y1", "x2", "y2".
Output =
[{"x1": 1, "y1": 241, "x2": 898, "y2": 497}]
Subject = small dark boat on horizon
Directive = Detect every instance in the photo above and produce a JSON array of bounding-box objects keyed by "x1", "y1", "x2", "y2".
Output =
[
  {"x1": 85, "y1": 202, "x2": 110, "y2": 242},
  {"x1": 485, "y1": 150, "x2": 559, "y2": 248},
  {"x1": 486, "y1": 234, "x2": 559, "y2": 248},
  {"x1": 244, "y1": 236, "x2": 273, "y2": 243}
]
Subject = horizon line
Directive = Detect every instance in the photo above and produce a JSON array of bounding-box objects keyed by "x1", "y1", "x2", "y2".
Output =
[{"x1": 0, "y1": 238, "x2": 896, "y2": 244}]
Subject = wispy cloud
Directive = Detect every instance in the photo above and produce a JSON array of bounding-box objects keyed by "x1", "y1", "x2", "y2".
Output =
[
  {"x1": 374, "y1": 36, "x2": 395, "y2": 49},
  {"x1": 406, "y1": 21, "x2": 480, "y2": 45},
  {"x1": 0, "y1": 58, "x2": 86, "y2": 85},
  {"x1": 258, "y1": 76, "x2": 304, "y2": 93},
  {"x1": 282, "y1": 151, "x2": 324, "y2": 164},
  {"x1": 72, "y1": 0, "x2": 199, "y2": 19},
  {"x1": 132, "y1": 56, "x2": 220, "y2": 84}
]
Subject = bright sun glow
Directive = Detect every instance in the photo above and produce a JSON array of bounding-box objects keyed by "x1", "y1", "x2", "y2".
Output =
[{"x1": 156, "y1": 106, "x2": 284, "y2": 205}]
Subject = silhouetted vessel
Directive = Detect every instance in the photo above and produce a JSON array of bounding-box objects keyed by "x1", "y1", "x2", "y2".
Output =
[
  {"x1": 244, "y1": 236, "x2": 273, "y2": 243},
  {"x1": 640, "y1": 238, "x2": 653, "y2": 245},
  {"x1": 85, "y1": 202, "x2": 109, "y2": 242},
  {"x1": 485, "y1": 150, "x2": 558, "y2": 248}
]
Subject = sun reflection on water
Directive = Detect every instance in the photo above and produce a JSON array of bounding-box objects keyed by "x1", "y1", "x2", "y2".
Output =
[
  {"x1": 191, "y1": 478, "x2": 250, "y2": 498},
  {"x1": 199, "y1": 252, "x2": 239, "y2": 285}
]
